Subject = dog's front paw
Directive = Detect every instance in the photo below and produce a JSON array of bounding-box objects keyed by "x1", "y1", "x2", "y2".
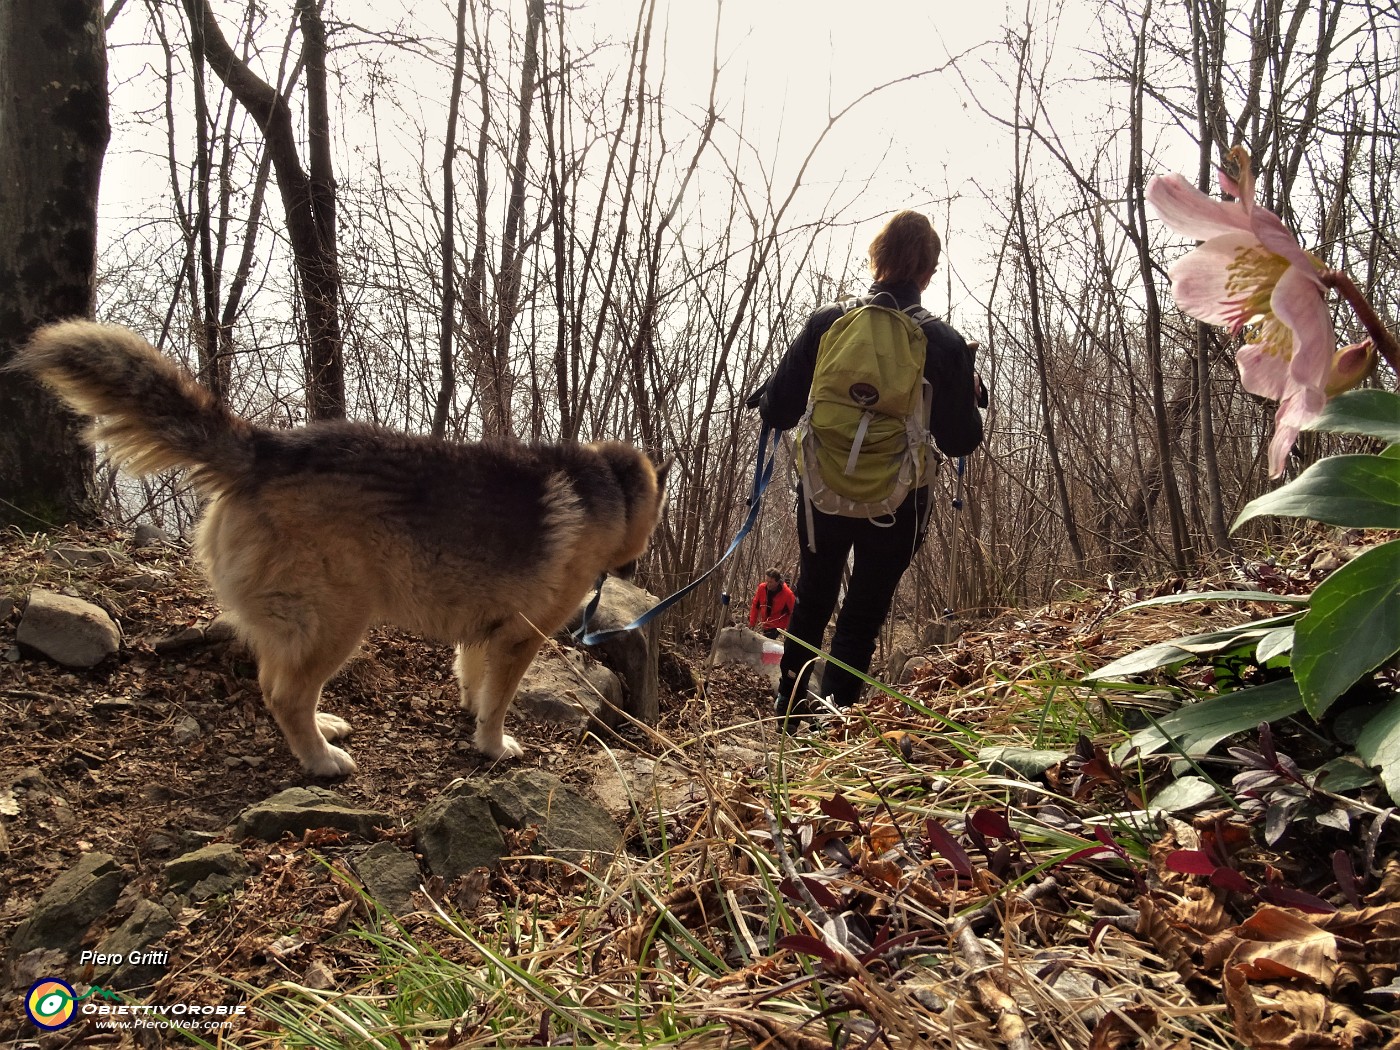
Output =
[
  {"x1": 475, "y1": 729, "x2": 524, "y2": 761},
  {"x1": 316, "y1": 712, "x2": 353, "y2": 740},
  {"x1": 303, "y1": 744, "x2": 358, "y2": 777}
]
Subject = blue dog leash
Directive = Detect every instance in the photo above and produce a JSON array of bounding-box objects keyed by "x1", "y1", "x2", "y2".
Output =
[{"x1": 573, "y1": 425, "x2": 779, "y2": 646}]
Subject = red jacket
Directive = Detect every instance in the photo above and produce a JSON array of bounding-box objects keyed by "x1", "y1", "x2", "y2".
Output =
[{"x1": 749, "y1": 582, "x2": 795, "y2": 632}]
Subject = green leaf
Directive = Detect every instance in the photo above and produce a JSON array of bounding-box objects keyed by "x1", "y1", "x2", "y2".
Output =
[
  {"x1": 1354, "y1": 694, "x2": 1400, "y2": 804},
  {"x1": 1293, "y1": 540, "x2": 1400, "y2": 717},
  {"x1": 1147, "y1": 775, "x2": 1222, "y2": 813},
  {"x1": 1305, "y1": 389, "x2": 1400, "y2": 443},
  {"x1": 1117, "y1": 678, "x2": 1306, "y2": 761},
  {"x1": 1084, "y1": 643, "x2": 1192, "y2": 681},
  {"x1": 1232, "y1": 454, "x2": 1400, "y2": 532},
  {"x1": 1120, "y1": 590, "x2": 1309, "y2": 611},
  {"x1": 1255, "y1": 626, "x2": 1294, "y2": 664},
  {"x1": 1171, "y1": 613, "x2": 1300, "y2": 653},
  {"x1": 978, "y1": 746, "x2": 1069, "y2": 778},
  {"x1": 1084, "y1": 614, "x2": 1301, "y2": 682},
  {"x1": 1311, "y1": 757, "x2": 1378, "y2": 793}
]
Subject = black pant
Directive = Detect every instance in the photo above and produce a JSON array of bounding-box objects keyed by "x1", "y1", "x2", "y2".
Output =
[{"x1": 779, "y1": 485, "x2": 932, "y2": 709}]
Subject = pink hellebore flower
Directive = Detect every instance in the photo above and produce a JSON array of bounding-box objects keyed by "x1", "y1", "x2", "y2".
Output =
[{"x1": 1146, "y1": 147, "x2": 1336, "y2": 477}]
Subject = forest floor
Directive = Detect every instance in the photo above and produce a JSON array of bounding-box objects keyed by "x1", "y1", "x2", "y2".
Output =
[{"x1": 1, "y1": 524, "x2": 1397, "y2": 1049}]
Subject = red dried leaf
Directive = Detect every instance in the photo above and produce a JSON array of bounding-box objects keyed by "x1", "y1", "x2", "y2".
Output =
[
  {"x1": 776, "y1": 934, "x2": 837, "y2": 963},
  {"x1": 968, "y1": 807, "x2": 1016, "y2": 841},
  {"x1": 1164, "y1": 850, "x2": 1218, "y2": 876},
  {"x1": 820, "y1": 793, "x2": 862, "y2": 829},
  {"x1": 924, "y1": 819, "x2": 974, "y2": 877},
  {"x1": 1209, "y1": 866, "x2": 1254, "y2": 894}
]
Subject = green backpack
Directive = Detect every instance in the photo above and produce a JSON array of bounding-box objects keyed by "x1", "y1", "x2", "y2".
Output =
[{"x1": 794, "y1": 293, "x2": 937, "y2": 539}]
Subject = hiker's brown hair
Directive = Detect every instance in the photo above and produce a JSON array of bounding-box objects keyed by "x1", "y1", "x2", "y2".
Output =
[{"x1": 868, "y1": 210, "x2": 941, "y2": 285}]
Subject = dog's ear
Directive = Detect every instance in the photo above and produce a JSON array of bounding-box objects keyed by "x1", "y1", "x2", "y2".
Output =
[{"x1": 653, "y1": 457, "x2": 672, "y2": 495}]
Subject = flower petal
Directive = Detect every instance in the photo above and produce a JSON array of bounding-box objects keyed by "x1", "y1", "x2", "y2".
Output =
[
  {"x1": 1267, "y1": 415, "x2": 1301, "y2": 479},
  {"x1": 1167, "y1": 230, "x2": 1262, "y2": 327},
  {"x1": 1237, "y1": 338, "x2": 1291, "y2": 401},
  {"x1": 1147, "y1": 174, "x2": 1250, "y2": 241},
  {"x1": 1268, "y1": 384, "x2": 1328, "y2": 478},
  {"x1": 1248, "y1": 208, "x2": 1321, "y2": 282},
  {"x1": 1272, "y1": 265, "x2": 1335, "y2": 391}
]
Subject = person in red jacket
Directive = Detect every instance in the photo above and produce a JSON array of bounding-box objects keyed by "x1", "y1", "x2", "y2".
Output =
[{"x1": 749, "y1": 568, "x2": 795, "y2": 638}]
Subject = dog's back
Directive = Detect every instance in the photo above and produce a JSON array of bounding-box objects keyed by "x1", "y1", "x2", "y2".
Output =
[{"x1": 17, "y1": 321, "x2": 668, "y2": 775}]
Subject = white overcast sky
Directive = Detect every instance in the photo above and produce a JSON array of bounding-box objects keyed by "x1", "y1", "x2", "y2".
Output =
[{"x1": 100, "y1": 0, "x2": 1184, "y2": 324}]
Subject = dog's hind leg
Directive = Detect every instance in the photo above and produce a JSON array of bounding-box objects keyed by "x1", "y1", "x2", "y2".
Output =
[
  {"x1": 248, "y1": 619, "x2": 367, "y2": 777},
  {"x1": 468, "y1": 633, "x2": 545, "y2": 761}
]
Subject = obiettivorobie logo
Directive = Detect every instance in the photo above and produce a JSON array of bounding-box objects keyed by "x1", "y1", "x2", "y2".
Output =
[
  {"x1": 23, "y1": 977, "x2": 248, "y2": 1033},
  {"x1": 24, "y1": 979, "x2": 119, "y2": 1030}
]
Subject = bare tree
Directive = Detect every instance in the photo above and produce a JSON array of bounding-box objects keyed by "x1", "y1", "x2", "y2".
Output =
[
  {"x1": 0, "y1": 0, "x2": 109, "y2": 528},
  {"x1": 181, "y1": 0, "x2": 346, "y2": 420}
]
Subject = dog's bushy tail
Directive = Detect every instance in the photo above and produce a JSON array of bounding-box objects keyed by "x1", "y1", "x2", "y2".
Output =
[{"x1": 17, "y1": 320, "x2": 255, "y2": 493}]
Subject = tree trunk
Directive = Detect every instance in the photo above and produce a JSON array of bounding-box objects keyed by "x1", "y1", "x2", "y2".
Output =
[
  {"x1": 0, "y1": 0, "x2": 109, "y2": 528},
  {"x1": 1126, "y1": 0, "x2": 1190, "y2": 571},
  {"x1": 182, "y1": 0, "x2": 345, "y2": 420},
  {"x1": 431, "y1": 0, "x2": 470, "y2": 438},
  {"x1": 1186, "y1": 0, "x2": 1232, "y2": 554}
]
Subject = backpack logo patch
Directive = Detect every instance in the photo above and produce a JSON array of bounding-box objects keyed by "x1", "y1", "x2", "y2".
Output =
[{"x1": 849, "y1": 382, "x2": 880, "y2": 406}]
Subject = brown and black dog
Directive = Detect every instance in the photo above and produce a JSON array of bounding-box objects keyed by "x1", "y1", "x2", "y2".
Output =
[{"x1": 17, "y1": 321, "x2": 667, "y2": 775}]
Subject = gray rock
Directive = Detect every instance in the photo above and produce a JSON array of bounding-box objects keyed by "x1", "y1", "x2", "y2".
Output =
[
  {"x1": 356, "y1": 841, "x2": 421, "y2": 916},
  {"x1": 710, "y1": 626, "x2": 783, "y2": 684},
  {"x1": 7, "y1": 853, "x2": 123, "y2": 960},
  {"x1": 567, "y1": 577, "x2": 662, "y2": 724},
  {"x1": 16, "y1": 589, "x2": 122, "y2": 668},
  {"x1": 188, "y1": 873, "x2": 243, "y2": 902},
  {"x1": 920, "y1": 621, "x2": 963, "y2": 647},
  {"x1": 415, "y1": 788, "x2": 507, "y2": 881},
  {"x1": 133, "y1": 523, "x2": 175, "y2": 548},
  {"x1": 92, "y1": 900, "x2": 176, "y2": 989},
  {"x1": 899, "y1": 655, "x2": 935, "y2": 684},
  {"x1": 513, "y1": 648, "x2": 622, "y2": 730},
  {"x1": 173, "y1": 715, "x2": 203, "y2": 744},
  {"x1": 230, "y1": 787, "x2": 396, "y2": 842},
  {"x1": 165, "y1": 842, "x2": 250, "y2": 893},
  {"x1": 488, "y1": 768, "x2": 621, "y2": 866}
]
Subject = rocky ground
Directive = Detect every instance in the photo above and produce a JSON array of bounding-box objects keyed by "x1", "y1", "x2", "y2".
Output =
[
  {"x1": 3, "y1": 524, "x2": 1397, "y2": 1049},
  {"x1": 0, "y1": 524, "x2": 773, "y2": 1046}
]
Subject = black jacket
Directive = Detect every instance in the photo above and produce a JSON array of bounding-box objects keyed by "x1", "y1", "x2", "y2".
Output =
[{"x1": 753, "y1": 280, "x2": 984, "y2": 459}]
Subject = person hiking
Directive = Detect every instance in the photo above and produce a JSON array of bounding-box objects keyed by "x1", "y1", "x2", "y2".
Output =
[
  {"x1": 748, "y1": 568, "x2": 796, "y2": 639},
  {"x1": 747, "y1": 210, "x2": 986, "y2": 726}
]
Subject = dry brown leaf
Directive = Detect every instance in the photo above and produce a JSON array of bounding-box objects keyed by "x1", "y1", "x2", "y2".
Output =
[
  {"x1": 1086, "y1": 1004, "x2": 1159, "y2": 1049},
  {"x1": 1204, "y1": 906, "x2": 1338, "y2": 985},
  {"x1": 1367, "y1": 859, "x2": 1400, "y2": 905},
  {"x1": 620, "y1": 877, "x2": 727, "y2": 962},
  {"x1": 1136, "y1": 896, "x2": 1200, "y2": 982},
  {"x1": 1223, "y1": 968, "x2": 1385, "y2": 1049},
  {"x1": 1175, "y1": 886, "x2": 1232, "y2": 937}
]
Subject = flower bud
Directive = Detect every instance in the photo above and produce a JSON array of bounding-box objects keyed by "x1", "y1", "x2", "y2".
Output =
[{"x1": 1325, "y1": 339, "x2": 1376, "y2": 396}]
